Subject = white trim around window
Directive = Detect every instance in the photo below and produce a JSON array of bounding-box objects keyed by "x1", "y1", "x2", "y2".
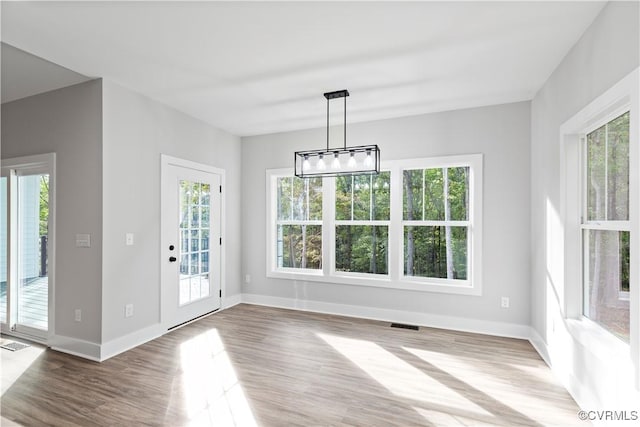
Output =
[
  {"x1": 266, "y1": 153, "x2": 483, "y2": 295},
  {"x1": 560, "y1": 67, "x2": 639, "y2": 388}
]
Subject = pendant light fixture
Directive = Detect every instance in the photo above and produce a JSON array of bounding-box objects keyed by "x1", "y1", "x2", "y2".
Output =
[{"x1": 294, "y1": 90, "x2": 380, "y2": 178}]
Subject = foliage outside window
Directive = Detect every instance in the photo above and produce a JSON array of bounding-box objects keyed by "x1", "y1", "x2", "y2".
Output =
[
  {"x1": 335, "y1": 173, "x2": 390, "y2": 275},
  {"x1": 276, "y1": 176, "x2": 322, "y2": 270},
  {"x1": 582, "y1": 111, "x2": 630, "y2": 342},
  {"x1": 403, "y1": 167, "x2": 469, "y2": 280}
]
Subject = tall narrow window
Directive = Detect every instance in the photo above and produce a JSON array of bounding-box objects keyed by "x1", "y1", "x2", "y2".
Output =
[
  {"x1": 275, "y1": 176, "x2": 322, "y2": 270},
  {"x1": 335, "y1": 172, "x2": 390, "y2": 275},
  {"x1": 403, "y1": 167, "x2": 469, "y2": 281},
  {"x1": 582, "y1": 111, "x2": 630, "y2": 342}
]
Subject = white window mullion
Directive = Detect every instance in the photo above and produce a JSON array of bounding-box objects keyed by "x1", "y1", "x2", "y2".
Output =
[
  {"x1": 390, "y1": 165, "x2": 403, "y2": 283},
  {"x1": 324, "y1": 176, "x2": 335, "y2": 277}
]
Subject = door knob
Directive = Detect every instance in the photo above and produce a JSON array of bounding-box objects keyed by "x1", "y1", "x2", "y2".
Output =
[{"x1": 169, "y1": 256, "x2": 177, "y2": 262}]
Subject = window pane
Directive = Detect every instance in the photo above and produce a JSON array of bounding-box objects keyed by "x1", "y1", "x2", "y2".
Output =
[
  {"x1": 278, "y1": 177, "x2": 322, "y2": 221},
  {"x1": 403, "y1": 168, "x2": 468, "y2": 221},
  {"x1": 307, "y1": 178, "x2": 323, "y2": 221},
  {"x1": 200, "y1": 183, "x2": 210, "y2": 205},
  {"x1": 336, "y1": 173, "x2": 390, "y2": 221},
  {"x1": 335, "y1": 176, "x2": 352, "y2": 221},
  {"x1": 353, "y1": 175, "x2": 371, "y2": 220},
  {"x1": 403, "y1": 169, "x2": 423, "y2": 220},
  {"x1": 277, "y1": 177, "x2": 292, "y2": 221},
  {"x1": 18, "y1": 174, "x2": 49, "y2": 330},
  {"x1": 404, "y1": 226, "x2": 467, "y2": 280},
  {"x1": 607, "y1": 112, "x2": 629, "y2": 220},
  {"x1": 424, "y1": 168, "x2": 445, "y2": 220},
  {"x1": 584, "y1": 229, "x2": 629, "y2": 342},
  {"x1": 447, "y1": 167, "x2": 469, "y2": 221},
  {"x1": 191, "y1": 182, "x2": 201, "y2": 205},
  {"x1": 373, "y1": 172, "x2": 391, "y2": 220},
  {"x1": 585, "y1": 126, "x2": 605, "y2": 220},
  {"x1": 335, "y1": 226, "x2": 388, "y2": 274},
  {"x1": 276, "y1": 225, "x2": 322, "y2": 269}
]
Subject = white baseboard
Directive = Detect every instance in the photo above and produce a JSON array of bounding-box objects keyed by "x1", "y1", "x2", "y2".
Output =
[
  {"x1": 50, "y1": 334, "x2": 101, "y2": 362},
  {"x1": 241, "y1": 293, "x2": 531, "y2": 339},
  {"x1": 222, "y1": 293, "x2": 242, "y2": 309},
  {"x1": 99, "y1": 323, "x2": 165, "y2": 361},
  {"x1": 528, "y1": 327, "x2": 551, "y2": 366}
]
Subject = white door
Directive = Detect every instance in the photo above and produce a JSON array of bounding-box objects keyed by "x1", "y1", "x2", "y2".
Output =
[{"x1": 161, "y1": 156, "x2": 222, "y2": 329}]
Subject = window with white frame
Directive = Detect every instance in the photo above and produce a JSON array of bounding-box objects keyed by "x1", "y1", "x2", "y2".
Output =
[
  {"x1": 582, "y1": 111, "x2": 631, "y2": 342},
  {"x1": 267, "y1": 154, "x2": 482, "y2": 294},
  {"x1": 334, "y1": 172, "x2": 391, "y2": 275},
  {"x1": 274, "y1": 175, "x2": 322, "y2": 270},
  {"x1": 402, "y1": 166, "x2": 469, "y2": 281}
]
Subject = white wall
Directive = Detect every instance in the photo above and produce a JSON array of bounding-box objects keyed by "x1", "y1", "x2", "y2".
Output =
[
  {"x1": 530, "y1": 1, "x2": 639, "y2": 410},
  {"x1": 242, "y1": 101, "x2": 531, "y2": 328},
  {"x1": 101, "y1": 80, "x2": 242, "y2": 343},
  {"x1": 1, "y1": 80, "x2": 103, "y2": 343}
]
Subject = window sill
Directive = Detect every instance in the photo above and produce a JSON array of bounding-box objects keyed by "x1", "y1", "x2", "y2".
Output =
[
  {"x1": 266, "y1": 269, "x2": 480, "y2": 295},
  {"x1": 565, "y1": 317, "x2": 630, "y2": 361}
]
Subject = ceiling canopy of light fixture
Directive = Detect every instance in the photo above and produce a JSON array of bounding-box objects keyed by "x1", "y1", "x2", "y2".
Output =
[{"x1": 294, "y1": 90, "x2": 380, "y2": 178}]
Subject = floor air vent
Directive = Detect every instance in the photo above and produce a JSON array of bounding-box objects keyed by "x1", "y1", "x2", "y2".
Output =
[
  {"x1": 0, "y1": 341, "x2": 30, "y2": 352},
  {"x1": 390, "y1": 323, "x2": 419, "y2": 331}
]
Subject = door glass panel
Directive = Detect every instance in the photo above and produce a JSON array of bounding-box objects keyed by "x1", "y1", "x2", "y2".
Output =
[
  {"x1": 179, "y1": 179, "x2": 211, "y2": 306},
  {"x1": 1, "y1": 177, "x2": 7, "y2": 324},
  {"x1": 17, "y1": 174, "x2": 49, "y2": 330}
]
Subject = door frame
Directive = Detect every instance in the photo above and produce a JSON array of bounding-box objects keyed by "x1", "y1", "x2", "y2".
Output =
[
  {"x1": 160, "y1": 154, "x2": 225, "y2": 330},
  {"x1": 1, "y1": 153, "x2": 56, "y2": 343}
]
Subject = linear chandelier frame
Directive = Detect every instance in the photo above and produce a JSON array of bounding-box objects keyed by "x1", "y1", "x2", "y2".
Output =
[{"x1": 294, "y1": 89, "x2": 380, "y2": 178}]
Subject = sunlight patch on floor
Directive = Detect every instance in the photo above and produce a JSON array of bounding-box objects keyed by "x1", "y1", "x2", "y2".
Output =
[
  {"x1": 0, "y1": 338, "x2": 45, "y2": 395},
  {"x1": 317, "y1": 333, "x2": 493, "y2": 418},
  {"x1": 404, "y1": 346, "x2": 576, "y2": 425},
  {"x1": 179, "y1": 329, "x2": 257, "y2": 427}
]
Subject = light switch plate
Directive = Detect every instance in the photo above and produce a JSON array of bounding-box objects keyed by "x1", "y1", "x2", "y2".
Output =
[{"x1": 126, "y1": 233, "x2": 134, "y2": 246}]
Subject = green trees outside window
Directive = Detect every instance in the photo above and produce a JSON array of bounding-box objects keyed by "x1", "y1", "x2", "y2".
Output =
[
  {"x1": 403, "y1": 167, "x2": 469, "y2": 280},
  {"x1": 276, "y1": 176, "x2": 322, "y2": 269},
  {"x1": 335, "y1": 173, "x2": 390, "y2": 274},
  {"x1": 583, "y1": 111, "x2": 630, "y2": 342}
]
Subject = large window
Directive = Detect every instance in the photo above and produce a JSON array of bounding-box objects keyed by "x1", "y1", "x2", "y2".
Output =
[
  {"x1": 582, "y1": 111, "x2": 630, "y2": 342},
  {"x1": 267, "y1": 154, "x2": 482, "y2": 294},
  {"x1": 335, "y1": 173, "x2": 390, "y2": 275},
  {"x1": 275, "y1": 176, "x2": 322, "y2": 270}
]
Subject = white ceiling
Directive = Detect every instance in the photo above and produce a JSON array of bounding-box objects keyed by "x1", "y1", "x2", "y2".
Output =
[{"x1": 1, "y1": 1, "x2": 605, "y2": 136}]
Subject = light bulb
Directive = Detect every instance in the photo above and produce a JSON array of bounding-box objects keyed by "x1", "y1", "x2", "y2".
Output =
[
  {"x1": 302, "y1": 155, "x2": 311, "y2": 171},
  {"x1": 364, "y1": 150, "x2": 373, "y2": 168},
  {"x1": 331, "y1": 152, "x2": 341, "y2": 169},
  {"x1": 348, "y1": 152, "x2": 357, "y2": 168},
  {"x1": 317, "y1": 154, "x2": 326, "y2": 171}
]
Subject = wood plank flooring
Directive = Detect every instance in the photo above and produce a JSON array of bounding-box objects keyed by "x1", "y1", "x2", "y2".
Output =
[{"x1": 1, "y1": 304, "x2": 582, "y2": 426}]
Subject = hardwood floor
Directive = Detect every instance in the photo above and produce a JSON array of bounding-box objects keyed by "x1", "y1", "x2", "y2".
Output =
[{"x1": 1, "y1": 304, "x2": 582, "y2": 426}]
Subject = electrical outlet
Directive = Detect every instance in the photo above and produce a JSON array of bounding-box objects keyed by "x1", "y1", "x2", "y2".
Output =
[
  {"x1": 245, "y1": 274, "x2": 251, "y2": 284},
  {"x1": 74, "y1": 309, "x2": 82, "y2": 322},
  {"x1": 125, "y1": 304, "x2": 134, "y2": 318},
  {"x1": 501, "y1": 297, "x2": 510, "y2": 308},
  {"x1": 126, "y1": 233, "x2": 134, "y2": 246}
]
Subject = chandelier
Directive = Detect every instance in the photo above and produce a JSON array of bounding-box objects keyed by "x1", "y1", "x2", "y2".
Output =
[{"x1": 294, "y1": 89, "x2": 380, "y2": 178}]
